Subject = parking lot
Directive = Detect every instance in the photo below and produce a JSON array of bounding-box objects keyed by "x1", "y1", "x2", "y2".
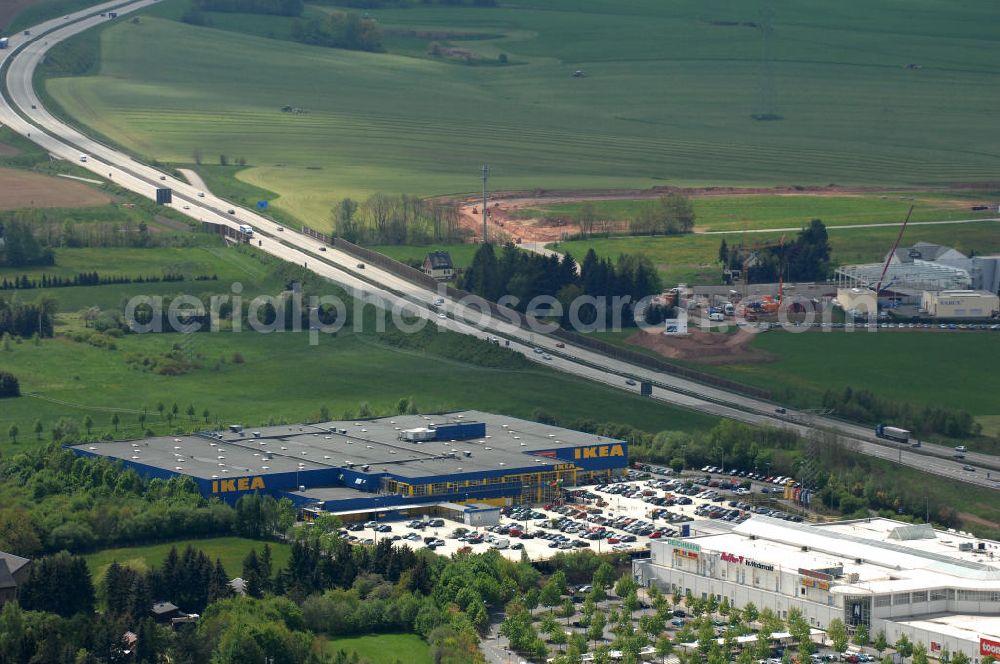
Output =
[{"x1": 333, "y1": 467, "x2": 810, "y2": 561}]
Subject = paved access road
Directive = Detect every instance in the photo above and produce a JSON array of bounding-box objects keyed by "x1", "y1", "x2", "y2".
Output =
[{"x1": 2, "y1": 0, "x2": 997, "y2": 491}]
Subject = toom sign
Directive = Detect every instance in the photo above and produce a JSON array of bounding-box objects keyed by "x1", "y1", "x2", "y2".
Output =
[
  {"x1": 981, "y1": 637, "x2": 1000, "y2": 658},
  {"x1": 212, "y1": 476, "x2": 266, "y2": 494},
  {"x1": 573, "y1": 444, "x2": 625, "y2": 460}
]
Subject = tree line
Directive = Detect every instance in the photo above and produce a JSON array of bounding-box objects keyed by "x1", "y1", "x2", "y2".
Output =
[
  {"x1": 0, "y1": 271, "x2": 209, "y2": 291},
  {"x1": 821, "y1": 386, "x2": 980, "y2": 439},
  {"x1": 333, "y1": 194, "x2": 463, "y2": 245},
  {"x1": 460, "y1": 244, "x2": 667, "y2": 327},
  {"x1": 2, "y1": 213, "x2": 193, "y2": 253}
]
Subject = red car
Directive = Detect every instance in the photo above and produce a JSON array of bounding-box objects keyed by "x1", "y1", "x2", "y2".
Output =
[
  {"x1": 607, "y1": 537, "x2": 621, "y2": 544},
  {"x1": 649, "y1": 531, "x2": 663, "y2": 539}
]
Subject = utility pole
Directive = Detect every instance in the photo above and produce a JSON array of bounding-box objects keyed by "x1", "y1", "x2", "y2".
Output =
[{"x1": 482, "y1": 163, "x2": 489, "y2": 243}]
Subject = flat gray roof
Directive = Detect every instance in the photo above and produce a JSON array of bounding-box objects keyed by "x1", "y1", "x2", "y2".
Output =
[{"x1": 73, "y1": 410, "x2": 622, "y2": 481}]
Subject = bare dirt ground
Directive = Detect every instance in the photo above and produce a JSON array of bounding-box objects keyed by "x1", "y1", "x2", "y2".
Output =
[
  {"x1": 0, "y1": 0, "x2": 47, "y2": 29},
  {"x1": 624, "y1": 327, "x2": 776, "y2": 365},
  {"x1": 449, "y1": 184, "x2": 991, "y2": 244},
  {"x1": 957, "y1": 511, "x2": 1000, "y2": 532},
  {"x1": 0, "y1": 167, "x2": 112, "y2": 209}
]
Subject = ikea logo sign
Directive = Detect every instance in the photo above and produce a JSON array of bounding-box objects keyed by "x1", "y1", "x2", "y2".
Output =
[
  {"x1": 574, "y1": 444, "x2": 625, "y2": 460},
  {"x1": 212, "y1": 476, "x2": 266, "y2": 494}
]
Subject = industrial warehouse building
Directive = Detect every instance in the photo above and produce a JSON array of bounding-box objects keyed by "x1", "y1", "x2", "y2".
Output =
[
  {"x1": 921, "y1": 290, "x2": 1000, "y2": 319},
  {"x1": 634, "y1": 516, "x2": 1000, "y2": 663},
  {"x1": 72, "y1": 411, "x2": 628, "y2": 516}
]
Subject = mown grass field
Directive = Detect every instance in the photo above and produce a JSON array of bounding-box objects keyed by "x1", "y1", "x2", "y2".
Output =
[
  {"x1": 324, "y1": 634, "x2": 433, "y2": 664},
  {"x1": 43, "y1": 0, "x2": 1000, "y2": 230},
  {"x1": 695, "y1": 331, "x2": 1000, "y2": 419},
  {"x1": 84, "y1": 536, "x2": 290, "y2": 581},
  {"x1": 516, "y1": 193, "x2": 997, "y2": 233},
  {"x1": 549, "y1": 219, "x2": 1000, "y2": 285}
]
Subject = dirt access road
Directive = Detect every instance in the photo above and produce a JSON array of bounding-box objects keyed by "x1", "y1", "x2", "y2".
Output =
[{"x1": 452, "y1": 184, "x2": 996, "y2": 244}]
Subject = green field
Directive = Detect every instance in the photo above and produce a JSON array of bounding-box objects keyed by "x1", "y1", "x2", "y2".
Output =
[
  {"x1": 696, "y1": 331, "x2": 1000, "y2": 419},
  {"x1": 0, "y1": 241, "x2": 717, "y2": 446},
  {"x1": 516, "y1": 193, "x2": 997, "y2": 233},
  {"x1": 44, "y1": 0, "x2": 1000, "y2": 230},
  {"x1": 0, "y1": 240, "x2": 288, "y2": 310},
  {"x1": 549, "y1": 219, "x2": 1000, "y2": 285},
  {"x1": 84, "y1": 536, "x2": 290, "y2": 581},
  {"x1": 324, "y1": 634, "x2": 433, "y2": 664}
]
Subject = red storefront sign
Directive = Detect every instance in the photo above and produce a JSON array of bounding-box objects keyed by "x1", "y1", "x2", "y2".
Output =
[{"x1": 981, "y1": 638, "x2": 1000, "y2": 658}]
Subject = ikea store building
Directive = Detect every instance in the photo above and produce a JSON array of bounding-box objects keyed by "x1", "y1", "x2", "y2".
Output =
[{"x1": 72, "y1": 410, "x2": 628, "y2": 515}]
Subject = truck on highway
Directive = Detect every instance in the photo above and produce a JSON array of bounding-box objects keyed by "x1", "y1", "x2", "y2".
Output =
[
  {"x1": 0, "y1": 38, "x2": 9, "y2": 50},
  {"x1": 238, "y1": 224, "x2": 254, "y2": 236},
  {"x1": 875, "y1": 424, "x2": 910, "y2": 444}
]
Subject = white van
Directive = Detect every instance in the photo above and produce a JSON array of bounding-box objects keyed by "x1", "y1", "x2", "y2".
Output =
[{"x1": 79, "y1": 154, "x2": 88, "y2": 162}]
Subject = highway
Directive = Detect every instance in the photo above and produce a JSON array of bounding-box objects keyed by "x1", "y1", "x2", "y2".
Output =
[{"x1": 2, "y1": 1, "x2": 998, "y2": 491}]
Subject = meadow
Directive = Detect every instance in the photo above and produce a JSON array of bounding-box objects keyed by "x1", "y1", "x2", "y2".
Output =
[
  {"x1": 324, "y1": 634, "x2": 433, "y2": 664},
  {"x1": 549, "y1": 219, "x2": 1000, "y2": 285},
  {"x1": 84, "y1": 536, "x2": 289, "y2": 582},
  {"x1": 42, "y1": 0, "x2": 1000, "y2": 230},
  {"x1": 695, "y1": 330, "x2": 1000, "y2": 419},
  {"x1": 0, "y1": 239, "x2": 716, "y2": 446}
]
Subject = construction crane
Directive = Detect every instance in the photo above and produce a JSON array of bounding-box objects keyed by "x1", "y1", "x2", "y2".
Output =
[{"x1": 873, "y1": 205, "x2": 915, "y2": 296}]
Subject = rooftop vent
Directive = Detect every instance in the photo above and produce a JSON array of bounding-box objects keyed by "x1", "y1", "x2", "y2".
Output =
[
  {"x1": 229, "y1": 425, "x2": 243, "y2": 434},
  {"x1": 362, "y1": 465, "x2": 370, "y2": 472},
  {"x1": 463, "y1": 450, "x2": 472, "y2": 457},
  {"x1": 252, "y1": 431, "x2": 261, "y2": 438}
]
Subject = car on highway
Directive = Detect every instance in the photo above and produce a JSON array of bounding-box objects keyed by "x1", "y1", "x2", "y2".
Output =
[
  {"x1": 357, "y1": 263, "x2": 365, "y2": 269},
  {"x1": 277, "y1": 226, "x2": 283, "y2": 231},
  {"x1": 319, "y1": 246, "x2": 326, "y2": 252},
  {"x1": 962, "y1": 465, "x2": 975, "y2": 472},
  {"x1": 197, "y1": 191, "x2": 205, "y2": 197},
  {"x1": 159, "y1": 175, "x2": 166, "y2": 181},
  {"x1": 227, "y1": 209, "x2": 235, "y2": 214},
  {"x1": 555, "y1": 342, "x2": 565, "y2": 348},
  {"x1": 542, "y1": 354, "x2": 552, "y2": 360},
  {"x1": 438, "y1": 313, "x2": 447, "y2": 319},
  {"x1": 182, "y1": 205, "x2": 190, "y2": 210},
  {"x1": 434, "y1": 298, "x2": 445, "y2": 305},
  {"x1": 625, "y1": 379, "x2": 636, "y2": 386}
]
